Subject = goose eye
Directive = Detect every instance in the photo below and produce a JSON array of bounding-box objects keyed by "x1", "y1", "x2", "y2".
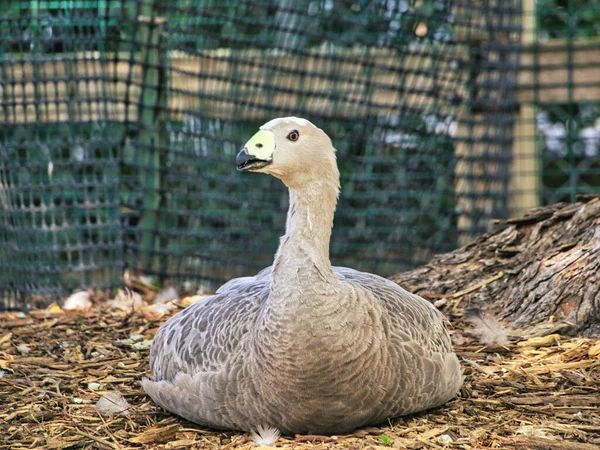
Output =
[{"x1": 286, "y1": 130, "x2": 299, "y2": 142}]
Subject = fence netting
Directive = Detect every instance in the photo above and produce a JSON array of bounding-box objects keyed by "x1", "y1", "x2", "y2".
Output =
[
  {"x1": 0, "y1": 0, "x2": 522, "y2": 309},
  {"x1": 531, "y1": 1, "x2": 600, "y2": 208}
]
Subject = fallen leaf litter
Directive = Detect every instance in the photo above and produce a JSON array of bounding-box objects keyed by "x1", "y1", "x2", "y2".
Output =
[{"x1": 1, "y1": 290, "x2": 599, "y2": 449}]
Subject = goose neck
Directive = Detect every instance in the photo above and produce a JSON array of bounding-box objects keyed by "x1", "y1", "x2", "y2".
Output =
[{"x1": 270, "y1": 180, "x2": 339, "y2": 287}]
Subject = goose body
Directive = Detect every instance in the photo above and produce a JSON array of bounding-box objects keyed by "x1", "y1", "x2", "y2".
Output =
[{"x1": 143, "y1": 117, "x2": 463, "y2": 434}]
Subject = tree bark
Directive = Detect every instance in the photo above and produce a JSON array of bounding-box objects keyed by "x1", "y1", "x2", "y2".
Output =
[{"x1": 390, "y1": 195, "x2": 600, "y2": 337}]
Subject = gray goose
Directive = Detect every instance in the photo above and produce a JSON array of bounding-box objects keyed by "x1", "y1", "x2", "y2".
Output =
[{"x1": 143, "y1": 117, "x2": 463, "y2": 435}]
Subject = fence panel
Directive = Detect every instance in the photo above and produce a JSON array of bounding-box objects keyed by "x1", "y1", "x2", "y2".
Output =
[{"x1": 1, "y1": 0, "x2": 523, "y2": 308}]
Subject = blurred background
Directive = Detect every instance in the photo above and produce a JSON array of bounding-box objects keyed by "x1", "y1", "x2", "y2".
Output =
[{"x1": 0, "y1": 0, "x2": 598, "y2": 308}]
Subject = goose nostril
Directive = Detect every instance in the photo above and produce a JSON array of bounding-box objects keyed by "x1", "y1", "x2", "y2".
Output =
[{"x1": 256, "y1": 143, "x2": 263, "y2": 148}]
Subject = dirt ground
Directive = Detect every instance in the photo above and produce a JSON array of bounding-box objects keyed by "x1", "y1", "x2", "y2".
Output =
[{"x1": 1, "y1": 291, "x2": 599, "y2": 450}]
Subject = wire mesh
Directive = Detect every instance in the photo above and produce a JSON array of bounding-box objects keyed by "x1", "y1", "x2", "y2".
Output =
[
  {"x1": 511, "y1": 0, "x2": 600, "y2": 215},
  {"x1": 0, "y1": 1, "x2": 128, "y2": 308},
  {"x1": 1, "y1": 0, "x2": 524, "y2": 308}
]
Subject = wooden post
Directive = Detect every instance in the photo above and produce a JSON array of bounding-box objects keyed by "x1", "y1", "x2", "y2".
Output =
[
  {"x1": 510, "y1": 0, "x2": 539, "y2": 216},
  {"x1": 137, "y1": 1, "x2": 168, "y2": 279}
]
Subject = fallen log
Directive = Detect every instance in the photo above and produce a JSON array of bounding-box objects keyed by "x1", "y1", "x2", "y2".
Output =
[{"x1": 390, "y1": 195, "x2": 600, "y2": 337}]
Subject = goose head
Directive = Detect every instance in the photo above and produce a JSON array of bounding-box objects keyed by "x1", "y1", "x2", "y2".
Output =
[{"x1": 236, "y1": 117, "x2": 339, "y2": 189}]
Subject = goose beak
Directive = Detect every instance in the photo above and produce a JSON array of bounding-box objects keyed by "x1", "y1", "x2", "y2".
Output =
[{"x1": 236, "y1": 130, "x2": 275, "y2": 172}]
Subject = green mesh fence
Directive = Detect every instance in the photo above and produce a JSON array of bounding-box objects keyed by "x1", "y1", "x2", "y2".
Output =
[
  {"x1": 1, "y1": 1, "x2": 128, "y2": 307},
  {"x1": 536, "y1": 1, "x2": 600, "y2": 205},
  {"x1": 511, "y1": 0, "x2": 600, "y2": 214},
  {"x1": 1, "y1": 0, "x2": 524, "y2": 308}
]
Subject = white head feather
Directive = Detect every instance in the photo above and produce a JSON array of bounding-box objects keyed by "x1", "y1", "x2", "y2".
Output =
[{"x1": 260, "y1": 116, "x2": 311, "y2": 130}]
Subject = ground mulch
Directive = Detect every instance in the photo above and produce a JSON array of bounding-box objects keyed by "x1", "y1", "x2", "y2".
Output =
[{"x1": 1, "y1": 292, "x2": 599, "y2": 450}]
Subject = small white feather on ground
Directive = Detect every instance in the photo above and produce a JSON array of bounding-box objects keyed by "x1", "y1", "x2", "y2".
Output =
[
  {"x1": 250, "y1": 425, "x2": 281, "y2": 447},
  {"x1": 95, "y1": 392, "x2": 131, "y2": 417},
  {"x1": 463, "y1": 307, "x2": 508, "y2": 346}
]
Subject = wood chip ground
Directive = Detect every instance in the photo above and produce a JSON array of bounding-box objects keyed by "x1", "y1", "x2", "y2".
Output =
[{"x1": 1, "y1": 297, "x2": 599, "y2": 450}]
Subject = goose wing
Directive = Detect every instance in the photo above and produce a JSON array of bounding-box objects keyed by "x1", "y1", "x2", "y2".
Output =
[
  {"x1": 148, "y1": 270, "x2": 271, "y2": 382},
  {"x1": 332, "y1": 266, "x2": 452, "y2": 352},
  {"x1": 332, "y1": 266, "x2": 462, "y2": 411}
]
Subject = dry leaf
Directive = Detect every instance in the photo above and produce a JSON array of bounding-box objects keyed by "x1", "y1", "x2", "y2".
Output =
[
  {"x1": 165, "y1": 440, "x2": 197, "y2": 449},
  {"x1": 515, "y1": 425, "x2": 556, "y2": 438},
  {"x1": 588, "y1": 341, "x2": 600, "y2": 358},
  {"x1": 45, "y1": 302, "x2": 64, "y2": 314},
  {"x1": 131, "y1": 339, "x2": 153, "y2": 350},
  {"x1": 419, "y1": 426, "x2": 449, "y2": 440},
  {"x1": 109, "y1": 289, "x2": 144, "y2": 312},
  {"x1": 141, "y1": 303, "x2": 175, "y2": 321},
  {"x1": 0, "y1": 333, "x2": 13, "y2": 346},
  {"x1": 16, "y1": 344, "x2": 31, "y2": 355},
  {"x1": 179, "y1": 294, "x2": 210, "y2": 308},
  {"x1": 95, "y1": 392, "x2": 131, "y2": 416},
  {"x1": 62, "y1": 291, "x2": 92, "y2": 312},
  {"x1": 518, "y1": 334, "x2": 561, "y2": 349}
]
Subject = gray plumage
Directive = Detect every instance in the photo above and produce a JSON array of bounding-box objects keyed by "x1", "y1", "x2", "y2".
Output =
[{"x1": 143, "y1": 117, "x2": 463, "y2": 435}]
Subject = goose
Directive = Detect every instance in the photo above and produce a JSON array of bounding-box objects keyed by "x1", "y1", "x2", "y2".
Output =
[{"x1": 142, "y1": 117, "x2": 463, "y2": 435}]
